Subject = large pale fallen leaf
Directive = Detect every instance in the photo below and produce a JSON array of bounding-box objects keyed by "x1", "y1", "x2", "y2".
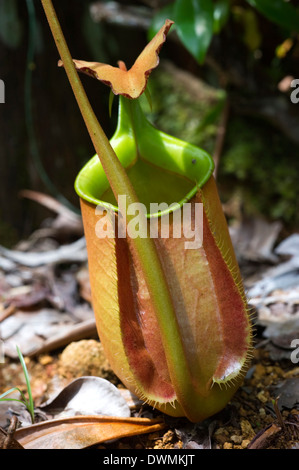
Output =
[
  {"x1": 59, "y1": 19, "x2": 174, "y2": 99},
  {"x1": 38, "y1": 377, "x2": 131, "y2": 419},
  {"x1": 14, "y1": 415, "x2": 166, "y2": 449}
]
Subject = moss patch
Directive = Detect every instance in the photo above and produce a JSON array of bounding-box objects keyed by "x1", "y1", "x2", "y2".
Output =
[{"x1": 219, "y1": 116, "x2": 299, "y2": 228}]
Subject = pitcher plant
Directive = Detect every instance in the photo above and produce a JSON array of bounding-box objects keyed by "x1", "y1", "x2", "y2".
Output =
[{"x1": 41, "y1": 1, "x2": 252, "y2": 422}]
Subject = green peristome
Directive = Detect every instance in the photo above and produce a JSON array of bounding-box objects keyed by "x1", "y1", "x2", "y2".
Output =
[{"x1": 75, "y1": 96, "x2": 214, "y2": 211}]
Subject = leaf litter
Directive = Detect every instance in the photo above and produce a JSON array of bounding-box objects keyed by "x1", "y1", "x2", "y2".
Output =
[
  {"x1": 37, "y1": 376, "x2": 131, "y2": 419},
  {"x1": 0, "y1": 193, "x2": 299, "y2": 449}
]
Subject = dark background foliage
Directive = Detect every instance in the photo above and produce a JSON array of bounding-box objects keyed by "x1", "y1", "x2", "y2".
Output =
[{"x1": 0, "y1": 0, "x2": 299, "y2": 246}]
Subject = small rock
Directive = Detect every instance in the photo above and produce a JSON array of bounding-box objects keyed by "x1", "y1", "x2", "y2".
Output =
[
  {"x1": 38, "y1": 354, "x2": 53, "y2": 366},
  {"x1": 58, "y1": 339, "x2": 117, "y2": 383},
  {"x1": 257, "y1": 390, "x2": 268, "y2": 404},
  {"x1": 231, "y1": 434, "x2": 242, "y2": 444},
  {"x1": 259, "y1": 407, "x2": 266, "y2": 418},
  {"x1": 223, "y1": 442, "x2": 233, "y2": 449},
  {"x1": 241, "y1": 439, "x2": 251, "y2": 448},
  {"x1": 162, "y1": 430, "x2": 176, "y2": 445}
]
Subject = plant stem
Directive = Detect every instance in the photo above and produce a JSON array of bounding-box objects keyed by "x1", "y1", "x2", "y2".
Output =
[
  {"x1": 40, "y1": 0, "x2": 136, "y2": 207},
  {"x1": 40, "y1": 0, "x2": 198, "y2": 419}
]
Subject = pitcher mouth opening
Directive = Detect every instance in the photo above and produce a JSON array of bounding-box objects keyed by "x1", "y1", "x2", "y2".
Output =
[
  {"x1": 75, "y1": 149, "x2": 213, "y2": 219},
  {"x1": 75, "y1": 95, "x2": 214, "y2": 218}
]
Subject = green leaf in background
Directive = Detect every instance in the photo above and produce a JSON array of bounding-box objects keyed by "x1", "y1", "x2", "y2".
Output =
[
  {"x1": 213, "y1": 0, "x2": 230, "y2": 34},
  {"x1": 174, "y1": 0, "x2": 214, "y2": 64},
  {"x1": 246, "y1": 0, "x2": 299, "y2": 32},
  {"x1": 148, "y1": 3, "x2": 176, "y2": 40}
]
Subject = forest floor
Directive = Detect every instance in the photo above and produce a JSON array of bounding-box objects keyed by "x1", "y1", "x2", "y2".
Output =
[
  {"x1": 0, "y1": 197, "x2": 298, "y2": 450},
  {"x1": 1, "y1": 334, "x2": 298, "y2": 449}
]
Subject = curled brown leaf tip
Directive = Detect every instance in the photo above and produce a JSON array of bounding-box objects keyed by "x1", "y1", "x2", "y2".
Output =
[{"x1": 58, "y1": 20, "x2": 174, "y2": 99}]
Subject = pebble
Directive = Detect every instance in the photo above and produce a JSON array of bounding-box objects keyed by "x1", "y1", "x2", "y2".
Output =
[
  {"x1": 241, "y1": 439, "x2": 251, "y2": 448},
  {"x1": 231, "y1": 434, "x2": 242, "y2": 444},
  {"x1": 223, "y1": 442, "x2": 233, "y2": 449},
  {"x1": 259, "y1": 407, "x2": 266, "y2": 417},
  {"x1": 58, "y1": 339, "x2": 117, "y2": 383},
  {"x1": 257, "y1": 390, "x2": 268, "y2": 403},
  {"x1": 38, "y1": 354, "x2": 53, "y2": 366}
]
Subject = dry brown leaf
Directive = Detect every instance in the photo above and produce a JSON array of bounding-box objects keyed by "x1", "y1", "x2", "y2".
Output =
[
  {"x1": 14, "y1": 415, "x2": 166, "y2": 449},
  {"x1": 37, "y1": 376, "x2": 131, "y2": 419}
]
